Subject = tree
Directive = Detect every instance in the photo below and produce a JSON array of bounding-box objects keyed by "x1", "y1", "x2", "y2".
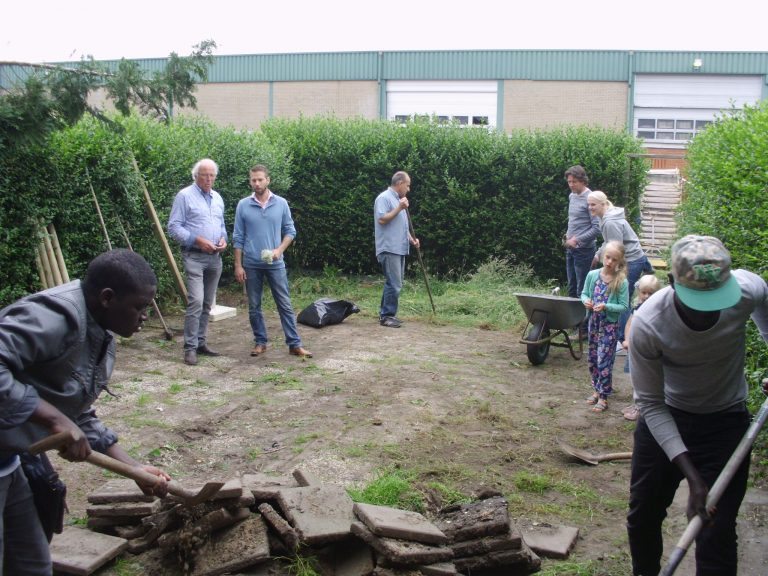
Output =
[{"x1": 0, "y1": 39, "x2": 216, "y2": 148}]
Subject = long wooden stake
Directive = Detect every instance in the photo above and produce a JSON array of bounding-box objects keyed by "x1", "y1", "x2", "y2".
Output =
[
  {"x1": 47, "y1": 223, "x2": 70, "y2": 283},
  {"x1": 40, "y1": 222, "x2": 63, "y2": 286},
  {"x1": 86, "y1": 168, "x2": 113, "y2": 251},
  {"x1": 130, "y1": 155, "x2": 188, "y2": 305},
  {"x1": 113, "y1": 211, "x2": 174, "y2": 341},
  {"x1": 34, "y1": 248, "x2": 48, "y2": 290},
  {"x1": 37, "y1": 243, "x2": 55, "y2": 289},
  {"x1": 405, "y1": 208, "x2": 436, "y2": 315}
]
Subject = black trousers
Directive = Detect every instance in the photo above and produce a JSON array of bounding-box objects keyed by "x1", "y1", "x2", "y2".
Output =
[{"x1": 627, "y1": 405, "x2": 751, "y2": 576}]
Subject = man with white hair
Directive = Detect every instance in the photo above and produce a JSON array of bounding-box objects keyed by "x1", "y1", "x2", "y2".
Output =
[
  {"x1": 168, "y1": 159, "x2": 228, "y2": 365},
  {"x1": 627, "y1": 235, "x2": 768, "y2": 576}
]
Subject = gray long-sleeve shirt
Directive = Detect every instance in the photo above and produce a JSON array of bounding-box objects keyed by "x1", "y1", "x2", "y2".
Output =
[
  {"x1": 630, "y1": 269, "x2": 768, "y2": 460},
  {"x1": 566, "y1": 188, "x2": 600, "y2": 249}
]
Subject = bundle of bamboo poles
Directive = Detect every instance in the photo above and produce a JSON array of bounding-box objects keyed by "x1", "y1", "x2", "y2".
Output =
[{"x1": 35, "y1": 221, "x2": 70, "y2": 289}]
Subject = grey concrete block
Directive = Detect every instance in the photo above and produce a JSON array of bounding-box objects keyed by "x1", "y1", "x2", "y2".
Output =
[
  {"x1": 86, "y1": 498, "x2": 162, "y2": 518},
  {"x1": 354, "y1": 502, "x2": 447, "y2": 545},
  {"x1": 242, "y1": 472, "x2": 298, "y2": 500},
  {"x1": 350, "y1": 521, "x2": 453, "y2": 567},
  {"x1": 520, "y1": 522, "x2": 579, "y2": 559},
  {"x1": 434, "y1": 496, "x2": 510, "y2": 542},
  {"x1": 87, "y1": 479, "x2": 155, "y2": 504},
  {"x1": 50, "y1": 526, "x2": 128, "y2": 576},
  {"x1": 450, "y1": 530, "x2": 523, "y2": 558},
  {"x1": 277, "y1": 485, "x2": 354, "y2": 545},
  {"x1": 190, "y1": 515, "x2": 270, "y2": 576},
  {"x1": 418, "y1": 562, "x2": 459, "y2": 576},
  {"x1": 257, "y1": 502, "x2": 300, "y2": 551}
]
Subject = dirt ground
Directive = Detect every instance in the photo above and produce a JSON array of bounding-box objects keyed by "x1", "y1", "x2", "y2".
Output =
[{"x1": 53, "y1": 297, "x2": 767, "y2": 576}]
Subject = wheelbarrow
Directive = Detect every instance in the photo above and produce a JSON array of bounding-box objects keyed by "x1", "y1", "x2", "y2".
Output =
[{"x1": 514, "y1": 293, "x2": 586, "y2": 365}]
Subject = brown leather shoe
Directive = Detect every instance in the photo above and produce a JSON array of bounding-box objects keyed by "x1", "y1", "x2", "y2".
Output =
[
  {"x1": 289, "y1": 347, "x2": 313, "y2": 358},
  {"x1": 250, "y1": 344, "x2": 267, "y2": 357}
]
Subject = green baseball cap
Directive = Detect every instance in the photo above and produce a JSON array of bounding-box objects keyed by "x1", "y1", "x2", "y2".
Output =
[{"x1": 671, "y1": 235, "x2": 742, "y2": 311}]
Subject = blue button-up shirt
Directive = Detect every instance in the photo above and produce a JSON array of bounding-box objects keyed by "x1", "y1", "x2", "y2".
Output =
[{"x1": 167, "y1": 183, "x2": 227, "y2": 249}]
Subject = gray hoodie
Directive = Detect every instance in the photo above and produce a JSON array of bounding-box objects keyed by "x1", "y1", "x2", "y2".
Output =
[{"x1": 597, "y1": 206, "x2": 645, "y2": 263}]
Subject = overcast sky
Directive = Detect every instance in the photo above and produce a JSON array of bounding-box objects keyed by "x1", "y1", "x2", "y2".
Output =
[{"x1": 3, "y1": 0, "x2": 766, "y2": 64}]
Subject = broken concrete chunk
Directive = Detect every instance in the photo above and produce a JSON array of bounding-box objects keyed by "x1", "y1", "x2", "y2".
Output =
[
  {"x1": 327, "y1": 536, "x2": 375, "y2": 576},
  {"x1": 433, "y1": 496, "x2": 510, "y2": 542},
  {"x1": 158, "y1": 507, "x2": 251, "y2": 549},
  {"x1": 189, "y1": 515, "x2": 271, "y2": 576},
  {"x1": 520, "y1": 522, "x2": 579, "y2": 559},
  {"x1": 449, "y1": 530, "x2": 523, "y2": 558},
  {"x1": 350, "y1": 521, "x2": 453, "y2": 566},
  {"x1": 354, "y1": 502, "x2": 448, "y2": 545},
  {"x1": 257, "y1": 502, "x2": 300, "y2": 551},
  {"x1": 211, "y1": 477, "x2": 244, "y2": 500},
  {"x1": 87, "y1": 479, "x2": 155, "y2": 504},
  {"x1": 277, "y1": 485, "x2": 354, "y2": 545},
  {"x1": 50, "y1": 526, "x2": 128, "y2": 576},
  {"x1": 452, "y1": 545, "x2": 541, "y2": 573},
  {"x1": 292, "y1": 468, "x2": 321, "y2": 487}
]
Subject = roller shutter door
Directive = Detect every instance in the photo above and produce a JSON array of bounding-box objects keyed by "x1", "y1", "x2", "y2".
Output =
[{"x1": 387, "y1": 81, "x2": 497, "y2": 127}]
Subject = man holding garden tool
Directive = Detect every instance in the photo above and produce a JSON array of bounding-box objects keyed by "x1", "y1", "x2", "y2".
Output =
[
  {"x1": 374, "y1": 171, "x2": 420, "y2": 328},
  {"x1": 627, "y1": 235, "x2": 768, "y2": 576},
  {"x1": 0, "y1": 250, "x2": 170, "y2": 575},
  {"x1": 168, "y1": 158, "x2": 228, "y2": 366}
]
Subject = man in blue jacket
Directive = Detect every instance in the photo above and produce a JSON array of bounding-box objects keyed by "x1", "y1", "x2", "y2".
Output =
[{"x1": 233, "y1": 165, "x2": 312, "y2": 358}]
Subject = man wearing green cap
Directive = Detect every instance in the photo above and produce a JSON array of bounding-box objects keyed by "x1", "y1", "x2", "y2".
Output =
[{"x1": 626, "y1": 235, "x2": 768, "y2": 576}]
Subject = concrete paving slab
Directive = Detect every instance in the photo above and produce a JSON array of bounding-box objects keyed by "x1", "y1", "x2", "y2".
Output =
[
  {"x1": 242, "y1": 472, "x2": 297, "y2": 500},
  {"x1": 190, "y1": 514, "x2": 270, "y2": 576},
  {"x1": 452, "y1": 545, "x2": 541, "y2": 573},
  {"x1": 433, "y1": 496, "x2": 510, "y2": 542},
  {"x1": 350, "y1": 521, "x2": 453, "y2": 566},
  {"x1": 520, "y1": 522, "x2": 579, "y2": 559},
  {"x1": 86, "y1": 498, "x2": 162, "y2": 518},
  {"x1": 87, "y1": 479, "x2": 155, "y2": 504},
  {"x1": 211, "y1": 477, "x2": 244, "y2": 500},
  {"x1": 450, "y1": 530, "x2": 523, "y2": 558},
  {"x1": 277, "y1": 485, "x2": 354, "y2": 545},
  {"x1": 354, "y1": 502, "x2": 447, "y2": 545},
  {"x1": 50, "y1": 526, "x2": 127, "y2": 576},
  {"x1": 209, "y1": 304, "x2": 237, "y2": 322},
  {"x1": 86, "y1": 516, "x2": 141, "y2": 530}
]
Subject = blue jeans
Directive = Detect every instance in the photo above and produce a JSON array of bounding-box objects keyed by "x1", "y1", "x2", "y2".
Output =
[
  {"x1": 566, "y1": 246, "x2": 596, "y2": 299},
  {"x1": 618, "y1": 256, "x2": 654, "y2": 342},
  {"x1": 378, "y1": 252, "x2": 405, "y2": 319},
  {"x1": 0, "y1": 466, "x2": 52, "y2": 575},
  {"x1": 245, "y1": 266, "x2": 302, "y2": 348},
  {"x1": 628, "y1": 406, "x2": 750, "y2": 576},
  {"x1": 182, "y1": 251, "x2": 222, "y2": 351}
]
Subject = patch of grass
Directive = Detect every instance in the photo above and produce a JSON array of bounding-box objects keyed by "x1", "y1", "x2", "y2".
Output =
[
  {"x1": 168, "y1": 382, "x2": 183, "y2": 394},
  {"x1": 294, "y1": 433, "x2": 320, "y2": 445},
  {"x1": 283, "y1": 553, "x2": 321, "y2": 576},
  {"x1": 259, "y1": 371, "x2": 304, "y2": 390},
  {"x1": 191, "y1": 378, "x2": 211, "y2": 388},
  {"x1": 513, "y1": 470, "x2": 553, "y2": 494},
  {"x1": 425, "y1": 481, "x2": 470, "y2": 506},
  {"x1": 124, "y1": 412, "x2": 170, "y2": 429},
  {"x1": 347, "y1": 468, "x2": 425, "y2": 512},
  {"x1": 135, "y1": 393, "x2": 151, "y2": 407},
  {"x1": 110, "y1": 557, "x2": 145, "y2": 576}
]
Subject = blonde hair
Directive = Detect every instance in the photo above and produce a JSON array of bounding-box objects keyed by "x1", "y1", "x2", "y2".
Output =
[
  {"x1": 635, "y1": 274, "x2": 661, "y2": 295},
  {"x1": 602, "y1": 240, "x2": 627, "y2": 294},
  {"x1": 588, "y1": 190, "x2": 614, "y2": 211}
]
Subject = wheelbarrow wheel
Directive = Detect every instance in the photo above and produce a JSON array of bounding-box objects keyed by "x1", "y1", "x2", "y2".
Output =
[{"x1": 526, "y1": 322, "x2": 550, "y2": 365}]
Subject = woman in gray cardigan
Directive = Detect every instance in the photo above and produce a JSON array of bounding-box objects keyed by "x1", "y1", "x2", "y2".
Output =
[{"x1": 587, "y1": 191, "x2": 654, "y2": 344}]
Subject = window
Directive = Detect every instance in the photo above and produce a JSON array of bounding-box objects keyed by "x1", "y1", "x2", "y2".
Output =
[
  {"x1": 472, "y1": 116, "x2": 489, "y2": 126},
  {"x1": 635, "y1": 117, "x2": 714, "y2": 143}
]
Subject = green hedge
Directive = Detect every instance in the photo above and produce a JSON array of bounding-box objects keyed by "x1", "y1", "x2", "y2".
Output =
[
  {"x1": 260, "y1": 117, "x2": 646, "y2": 281},
  {"x1": 2, "y1": 115, "x2": 645, "y2": 307},
  {"x1": 678, "y1": 101, "x2": 768, "y2": 406}
]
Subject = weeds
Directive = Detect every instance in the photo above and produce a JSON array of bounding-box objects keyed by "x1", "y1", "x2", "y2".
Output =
[{"x1": 347, "y1": 468, "x2": 425, "y2": 512}]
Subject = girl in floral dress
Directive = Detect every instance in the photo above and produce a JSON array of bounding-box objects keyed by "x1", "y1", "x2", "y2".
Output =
[{"x1": 580, "y1": 241, "x2": 629, "y2": 412}]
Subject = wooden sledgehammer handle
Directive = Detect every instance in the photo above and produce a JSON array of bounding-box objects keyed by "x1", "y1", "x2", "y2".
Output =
[{"x1": 28, "y1": 432, "x2": 223, "y2": 505}]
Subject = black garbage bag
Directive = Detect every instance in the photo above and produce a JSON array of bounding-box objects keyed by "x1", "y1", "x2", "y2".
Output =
[{"x1": 297, "y1": 298, "x2": 360, "y2": 328}]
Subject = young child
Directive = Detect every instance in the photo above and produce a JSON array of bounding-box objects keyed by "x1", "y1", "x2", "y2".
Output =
[
  {"x1": 580, "y1": 240, "x2": 629, "y2": 412},
  {"x1": 620, "y1": 274, "x2": 662, "y2": 420}
]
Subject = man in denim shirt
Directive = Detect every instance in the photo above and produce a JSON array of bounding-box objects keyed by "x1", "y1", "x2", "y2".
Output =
[
  {"x1": 168, "y1": 159, "x2": 228, "y2": 366},
  {"x1": 0, "y1": 250, "x2": 170, "y2": 575},
  {"x1": 374, "y1": 171, "x2": 420, "y2": 328}
]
